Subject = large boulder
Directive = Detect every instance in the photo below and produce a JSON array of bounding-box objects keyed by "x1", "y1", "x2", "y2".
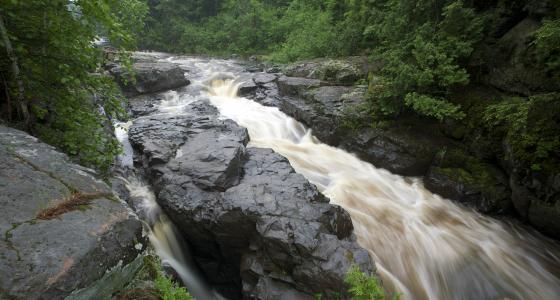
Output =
[
  {"x1": 341, "y1": 127, "x2": 440, "y2": 176},
  {"x1": 0, "y1": 126, "x2": 145, "y2": 300},
  {"x1": 282, "y1": 57, "x2": 370, "y2": 85},
  {"x1": 279, "y1": 85, "x2": 365, "y2": 145},
  {"x1": 127, "y1": 99, "x2": 374, "y2": 299},
  {"x1": 110, "y1": 57, "x2": 190, "y2": 97}
]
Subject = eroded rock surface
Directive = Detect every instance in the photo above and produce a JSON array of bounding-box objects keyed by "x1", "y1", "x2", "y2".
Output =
[{"x1": 0, "y1": 126, "x2": 144, "y2": 300}]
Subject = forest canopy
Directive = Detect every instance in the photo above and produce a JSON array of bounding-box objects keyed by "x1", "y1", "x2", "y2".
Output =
[{"x1": 1, "y1": 0, "x2": 559, "y2": 174}]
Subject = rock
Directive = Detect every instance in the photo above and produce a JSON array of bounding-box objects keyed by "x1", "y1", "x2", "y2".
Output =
[
  {"x1": 274, "y1": 76, "x2": 439, "y2": 176},
  {"x1": 425, "y1": 149, "x2": 512, "y2": 214},
  {"x1": 277, "y1": 76, "x2": 322, "y2": 98},
  {"x1": 266, "y1": 66, "x2": 282, "y2": 73},
  {"x1": 509, "y1": 172, "x2": 560, "y2": 239},
  {"x1": 127, "y1": 93, "x2": 165, "y2": 117},
  {"x1": 127, "y1": 99, "x2": 374, "y2": 299},
  {"x1": 279, "y1": 86, "x2": 361, "y2": 145},
  {"x1": 254, "y1": 73, "x2": 278, "y2": 85},
  {"x1": 238, "y1": 74, "x2": 280, "y2": 107},
  {"x1": 110, "y1": 59, "x2": 190, "y2": 97},
  {"x1": 282, "y1": 57, "x2": 368, "y2": 85},
  {"x1": 482, "y1": 17, "x2": 560, "y2": 95},
  {"x1": 129, "y1": 113, "x2": 192, "y2": 167},
  {"x1": 0, "y1": 126, "x2": 144, "y2": 299},
  {"x1": 238, "y1": 79, "x2": 259, "y2": 96},
  {"x1": 342, "y1": 128, "x2": 439, "y2": 176},
  {"x1": 167, "y1": 119, "x2": 248, "y2": 192}
]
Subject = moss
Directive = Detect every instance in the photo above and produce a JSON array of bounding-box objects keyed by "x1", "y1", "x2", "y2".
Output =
[
  {"x1": 345, "y1": 250, "x2": 354, "y2": 262},
  {"x1": 77, "y1": 204, "x2": 93, "y2": 212},
  {"x1": 433, "y1": 148, "x2": 509, "y2": 200}
]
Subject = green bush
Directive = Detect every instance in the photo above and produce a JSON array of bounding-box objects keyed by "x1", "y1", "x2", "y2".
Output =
[
  {"x1": 345, "y1": 265, "x2": 397, "y2": 300},
  {"x1": 483, "y1": 93, "x2": 560, "y2": 173},
  {"x1": 534, "y1": 18, "x2": 560, "y2": 81},
  {"x1": 154, "y1": 273, "x2": 194, "y2": 300},
  {"x1": 366, "y1": 0, "x2": 485, "y2": 120}
]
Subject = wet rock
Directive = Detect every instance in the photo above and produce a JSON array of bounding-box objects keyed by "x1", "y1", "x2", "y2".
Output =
[
  {"x1": 279, "y1": 86, "x2": 363, "y2": 144},
  {"x1": 342, "y1": 128, "x2": 439, "y2": 176},
  {"x1": 425, "y1": 149, "x2": 512, "y2": 214},
  {"x1": 509, "y1": 172, "x2": 560, "y2": 239},
  {"x1": 239, "y1": 74, "x2": 280, "y2": 107},
  {"x1": 274, "y1": 76, "x2": 439, "y2": 176},
  {"x1": 0, "y1": 126, "x2": 144, "y2": 300},
  {"x1": 167, "y1": 119, "x2": 248, "y2": 192},
  {"x1": 129, "y1": 114, "x2": 192, "y2": 167},
  {"x1": 127, "y1": 99, "x2": 374, "y2": 299},
  {"x1": 110, "y1": 59, "x2": 190, "y2": 97},
  {"x1": 238, "y1": 79, "x2": 259, "y2": 96}
]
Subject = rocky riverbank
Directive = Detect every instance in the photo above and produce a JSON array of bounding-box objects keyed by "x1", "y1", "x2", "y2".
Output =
[
  {"x1": 238, "y1": 52, "x2": 559, "y2": 240},
  {"x1": 0, "y1": 126, "x2": 145, "y2": 299}
]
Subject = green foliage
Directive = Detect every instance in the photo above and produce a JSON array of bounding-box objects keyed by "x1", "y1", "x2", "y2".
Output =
[
  {"x1": 0, "y1": 0, "x2": 148, "y2": 174},
  {"x1": 534, "y1": 18, "x2": 560, "y2": 81},
  {"x1": 154, "y1": 273, "x2": 194, "y2": 300},
  {"x1": 140, "y1": 0, "x2": 367, "y2": 60},
  {"x1": 483, "y1": 93, "x2": 560, "y2": 174},
  {"x1": 366, "y1": 0, "x2": 485, "y2": 120},
  {"x1": 404, "y1": 93, "x2": 465, "y2": 121},
  {"x1": 345, "y1": 265, "x2": 397, "y2": 300}
]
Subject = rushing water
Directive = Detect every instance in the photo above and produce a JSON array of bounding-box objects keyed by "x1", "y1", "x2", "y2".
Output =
[
  {"x1": 118, "y1": 54, "x2": 560, "y2": 300},
  {"x1": 177, "y1": 57, "x2": 560, "y2": 300}
]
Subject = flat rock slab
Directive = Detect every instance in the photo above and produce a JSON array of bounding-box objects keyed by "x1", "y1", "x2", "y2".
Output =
[{"x1": 0, "y1": 126, "x2": 144, "y2": 300}]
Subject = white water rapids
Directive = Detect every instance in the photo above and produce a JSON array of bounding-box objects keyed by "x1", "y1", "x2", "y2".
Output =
[{"x1": 119, "y1": 55, "x2": 560, "y2": 300}]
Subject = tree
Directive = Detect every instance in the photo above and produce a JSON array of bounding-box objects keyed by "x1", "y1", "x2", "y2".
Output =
[{"x1": 0, "y1": 0, "x2": 148, "y2": 173}]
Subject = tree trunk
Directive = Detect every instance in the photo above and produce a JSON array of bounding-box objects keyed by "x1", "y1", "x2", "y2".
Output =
[
  {"x1": 1, "y1": 73, "x2": 12, "y2": 121},
  {"x1": 0, "y1": 13, "x2": 30, "y2": 125}
]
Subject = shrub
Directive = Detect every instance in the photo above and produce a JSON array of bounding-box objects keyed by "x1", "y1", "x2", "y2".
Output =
[
  {"x1": 345, "y1": 266, "x2": 397, "y2": 300},
  {"x1": 534, "y1": 18, "x2": 560, "y2": 81},
  {"x1": 483, "y1": 93, "x2": 560, "y2": 173},
  {"x1": 366, "y1": 0, "x2": 485, "y2": 120},
  {"x1": 154, "y1": 273, "x2": 194, "y2": 300}
]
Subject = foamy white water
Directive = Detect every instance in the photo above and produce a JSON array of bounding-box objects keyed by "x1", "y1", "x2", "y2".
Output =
[{"x1": 174, "y1": 58, "x2": 560, "y2": 300}]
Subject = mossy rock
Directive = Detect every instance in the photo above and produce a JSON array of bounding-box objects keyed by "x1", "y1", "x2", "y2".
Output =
[
  {"x1": 425, "y1": 149, "x2": 512, "y2": 214},
  {"x1": 282, "y1": 57, "x2": 367, "y2": 85}
]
